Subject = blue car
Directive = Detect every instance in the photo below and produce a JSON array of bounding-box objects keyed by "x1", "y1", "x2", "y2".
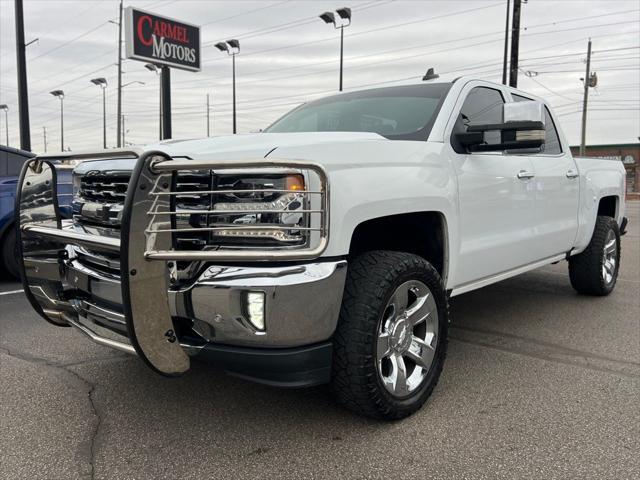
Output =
[{"x1": 0, "y1": 146, "x2": 73, "y2": 278}]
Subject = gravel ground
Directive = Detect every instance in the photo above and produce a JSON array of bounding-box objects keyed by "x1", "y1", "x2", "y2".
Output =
[{"x1": 1, "y1": 202, "x2": 638, "y2": 480}]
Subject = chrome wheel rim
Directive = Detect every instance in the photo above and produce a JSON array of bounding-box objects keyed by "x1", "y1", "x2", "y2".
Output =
[
  {"x1": 602, "y1": 229, "x2": 617, "y2": 284},
  {"x1": 377, "y1": 280, "x2": 439, "y2": 398}
]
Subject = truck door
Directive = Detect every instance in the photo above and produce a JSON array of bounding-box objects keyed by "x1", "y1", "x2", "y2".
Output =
[
  {"x1": 448, "y1": 85, "x2": 539, "y2": 287},
  {"x1": 512, "y1": 95, "x2": 580, "y2": 258}
]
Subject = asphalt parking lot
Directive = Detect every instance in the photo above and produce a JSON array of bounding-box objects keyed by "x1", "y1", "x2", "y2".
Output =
[{"x1": 1, "y1": 203, "x2": 638, "y2": 480}]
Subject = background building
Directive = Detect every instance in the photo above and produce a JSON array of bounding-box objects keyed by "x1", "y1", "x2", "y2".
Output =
[{"x1": 570, "y1": 143, "x2": 639, "y2": 199}]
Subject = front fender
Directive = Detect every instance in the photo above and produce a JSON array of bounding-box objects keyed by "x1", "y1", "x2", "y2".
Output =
[{"x1": 266, "y1": 140, "x2": 458, "y2": 281}]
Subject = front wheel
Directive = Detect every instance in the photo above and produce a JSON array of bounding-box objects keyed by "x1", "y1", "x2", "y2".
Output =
[
  {"x1": 569, "y1": 216, "x2": 621, "y2": 296},
  {"x1": 331, "y1": 251, "x2": 448, "y2": 420}
]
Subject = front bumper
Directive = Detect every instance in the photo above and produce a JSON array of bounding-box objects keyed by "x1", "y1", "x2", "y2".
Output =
[{"x1": 16, "y1": 150, "x2": 343, "y2": 384}]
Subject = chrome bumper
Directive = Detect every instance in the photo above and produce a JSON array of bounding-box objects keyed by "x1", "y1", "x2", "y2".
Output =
[{"x1": 16, "y1": 151, "x2": 342, "y2": 377}]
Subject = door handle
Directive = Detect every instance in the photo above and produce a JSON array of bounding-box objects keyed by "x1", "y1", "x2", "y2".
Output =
[
  {"x1": 517, "y1": 170, "x2": 535, "y2": 179},
  {"x1": 566, "y1": 169, "x2": 579, "y2": 179}
]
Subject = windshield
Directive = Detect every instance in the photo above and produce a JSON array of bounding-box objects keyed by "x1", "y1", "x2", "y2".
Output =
[{"x1": 265, "y1": 83, "x2": 451, "y2": 141}]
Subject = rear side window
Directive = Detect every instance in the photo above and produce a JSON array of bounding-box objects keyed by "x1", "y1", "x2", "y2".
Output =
[{"x1": 512, "y1": 94, "x2": 562, "y2": 154}]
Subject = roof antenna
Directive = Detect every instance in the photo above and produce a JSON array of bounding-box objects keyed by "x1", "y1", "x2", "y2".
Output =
[{"x1": 422, "y1": 68, "x2": 439, "y2": 81}]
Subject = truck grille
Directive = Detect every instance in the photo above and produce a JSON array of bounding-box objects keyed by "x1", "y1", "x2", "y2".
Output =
[
  {"x1": 79, "y1": 173, "x2": 130, "y2": 203},
  {"x1": 173, "y1": 171, "x2": 213, "y2": 250},
  {"x1": 76, "y1": 170, "x2": 213, "y2": 251}
]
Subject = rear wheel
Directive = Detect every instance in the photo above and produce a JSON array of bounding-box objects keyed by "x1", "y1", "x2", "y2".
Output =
[
  {"x1": 332, "y1": 251, "x2": 448, "y2": 420},
  {"x1": 1, "y1": 226, "x2": 20, "y2": 280},
  {"x1": 569, "y1": 216, "x2": 620, "y2": 296}
]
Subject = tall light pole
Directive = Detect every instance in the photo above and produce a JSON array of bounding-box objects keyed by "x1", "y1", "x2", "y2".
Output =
[
  {"x1": 116, "y1": 0, "x2": 123, "y2": 147},
  {"x1": 120, "y1": 81, "x2": 145, "y2": 146},
  {"x1": 15, "y1": 0, "x2": 32, "y2": 150},
  {"x1": 145, "y1": 63, "x2": 162, "y2": 140},
  {"x1": 50, "y1": 90, "x2": 64, "y2": 151},
  {"x1": 0, "y1": 105, "x2": 8, "y2": 146},
  {"x1": 90, "y1": 78, "x2": 108, "y2": 149},
  {"x1": 215, "y1": 39, "x2": 240, "y2": 134},
  {"x1": 320, "y1": 7, "x2": 352, "y2": 91},
  {"x1": 206, "y1": 93, "x2": 211, "y2": 137}
]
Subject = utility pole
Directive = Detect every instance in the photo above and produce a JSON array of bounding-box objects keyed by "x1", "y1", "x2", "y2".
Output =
[
  {"x1": 122, "y1": 115, "x2": 125, "y2": 146},
  {"x1": 509, "y1": 0, "x2": 522, "y2": 88},
  {"x1": 42, "y1": 126, "x2": 47, "y2": 153},
  {"x1": 15, "y1": 0, "x2": 31, "y2": 151},
  {"x1": 116, "y1": 0, "x2": 123, "y2": 147},
  {"x1": 580, "y1": 39, "x2": 593, "y2": 157},
  {"x1": 206, "y1": 93, "x2": 210, "y2": 137},
  {"x1": 502, "y1": 0, "x2": 511, "y2": 85},
  {"x1": 232, "y1": 54, "x2": 236, "y2": 134}
]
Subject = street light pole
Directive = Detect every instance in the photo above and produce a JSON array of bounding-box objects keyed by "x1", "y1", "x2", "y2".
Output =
[
  {"x1": 91, "y1": 78, "x2": 108, "y2": 149},
  {"x1": 215, "y1": 40, "x2": 240, "y2": 134},
  {"x1": 0, "y1": 105, "x2": 8, "y2": 146},
  {"x1": 320, "y1": 7, "x2": 351, "y2": 92},
  {"x1": 116, "y1": 0, "x2": 123, "y2": 147},
  {"x1": 119, "y1": 81, "x2": 145, "y2": 146},
  {"x1": 15, "y1": 0, "x2": 31, "y2": 150},
  {"x1": 50, "y1": 90, "x2": 64, "y2": 151},
  {"x1": 206, "y1": 93, "x2": 210, "y2": 137}
]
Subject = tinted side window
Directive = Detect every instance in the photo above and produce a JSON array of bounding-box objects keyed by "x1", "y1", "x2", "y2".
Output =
[
  {"x1": 459, "y1": 87, "x2": 505, "y2": 129},
  {"x1": 452, "y1": 87, "x2": 505, "y2": 153},
  {"x1": 512, "y1": 94, "x2": 562, "y2": 154}
]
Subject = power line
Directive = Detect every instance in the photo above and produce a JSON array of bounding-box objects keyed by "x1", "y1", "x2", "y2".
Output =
[{"x1": 28, "y1": 22, "x2": 111, "y2": 63}]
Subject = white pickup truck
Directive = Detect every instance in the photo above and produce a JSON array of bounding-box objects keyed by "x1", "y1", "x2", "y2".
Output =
[{"x1": 16, "y1": 77, "x2": 627, "y2": 419}]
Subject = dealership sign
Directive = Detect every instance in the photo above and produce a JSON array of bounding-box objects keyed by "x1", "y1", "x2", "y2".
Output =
[{"x1": 124, "y1": 7, "x2": 200, "y2": 72}]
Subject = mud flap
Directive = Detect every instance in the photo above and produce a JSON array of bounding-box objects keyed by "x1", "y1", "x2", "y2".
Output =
[
  {"x1": 15, "y1": 159, "x2": 70, "y2": 327},
  {"x1": 120, "y1": 152, "x2": 190, "y2": 376}
]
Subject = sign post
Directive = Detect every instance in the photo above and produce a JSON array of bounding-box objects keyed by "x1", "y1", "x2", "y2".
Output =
[{"x1": 124, "y1": 7, "x2": 200, "y2": 140}]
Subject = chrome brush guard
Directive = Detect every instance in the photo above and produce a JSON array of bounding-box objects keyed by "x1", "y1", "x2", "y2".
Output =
[{"x1": 16, "y1": 150, "x2": 330, "y2": 376}]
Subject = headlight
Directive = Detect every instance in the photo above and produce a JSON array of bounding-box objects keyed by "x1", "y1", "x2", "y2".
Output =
[{"x1": 173, "y1": 170, "x2": 315, "y2": 250}]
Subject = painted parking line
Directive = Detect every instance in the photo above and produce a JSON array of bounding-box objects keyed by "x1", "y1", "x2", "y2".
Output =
[{"x1": 0, "y1": 289, "x2": 24, "y2": 296}]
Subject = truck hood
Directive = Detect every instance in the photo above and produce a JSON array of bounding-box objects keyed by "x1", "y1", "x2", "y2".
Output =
[{"x1": 75, "y1": 131, "x2": 387, "y2": 174}]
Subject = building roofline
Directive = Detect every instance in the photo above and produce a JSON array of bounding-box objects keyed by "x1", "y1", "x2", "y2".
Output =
[{"x1": 569, "y1": 143, "x2": 639, "y2": 149}]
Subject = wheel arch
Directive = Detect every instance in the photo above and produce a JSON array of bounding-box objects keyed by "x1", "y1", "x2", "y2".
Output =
[
  {"x1": 348, "y1": 211, "x2": 450, "y2": 285},
  {"x1": 597, "y1": 195, "x2": 619, "y2": 219}
]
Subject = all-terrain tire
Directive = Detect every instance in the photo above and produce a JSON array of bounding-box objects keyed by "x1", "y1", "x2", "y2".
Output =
[
  {"x1": 331, "y1": 251, "x2": 448, "y2": 420},
  {"x1": 569, "y1": 216, "x2": 620, "y2": 296},
  {"x1": 1, "y1": 226, "x2": 20, "y2": 280}
]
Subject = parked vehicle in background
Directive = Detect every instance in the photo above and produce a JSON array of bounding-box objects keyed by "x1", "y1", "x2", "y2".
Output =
[
  {"x1": 1, "y1": 146, "x2": 72, "y2": 278},
  {"x1": 14, "y1": 77, "x2": 628, "y2": 419}
]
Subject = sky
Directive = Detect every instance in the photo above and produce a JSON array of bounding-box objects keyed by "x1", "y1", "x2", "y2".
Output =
[{"x1": 0, "y1": 0, "x2": 638, "y2": 153}]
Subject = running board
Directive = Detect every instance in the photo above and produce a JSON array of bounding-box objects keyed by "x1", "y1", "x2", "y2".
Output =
[{"x1": 450, "y1": 254, "x2": 566, "y2": 297}]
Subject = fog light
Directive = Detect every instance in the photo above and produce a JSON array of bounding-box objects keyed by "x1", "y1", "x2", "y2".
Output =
[{"x1": 246, "y1": 292, "x2": 266, "y2": 331}]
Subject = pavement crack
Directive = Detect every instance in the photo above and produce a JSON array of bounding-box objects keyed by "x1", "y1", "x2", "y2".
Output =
[{"x1": 0, "y1": 346, "x2": 102, "y2": 479}]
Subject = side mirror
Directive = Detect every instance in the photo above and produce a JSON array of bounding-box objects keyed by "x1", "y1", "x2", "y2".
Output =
[{"x1": 456, "y1": 100, "x2": 546, "y2": 152}]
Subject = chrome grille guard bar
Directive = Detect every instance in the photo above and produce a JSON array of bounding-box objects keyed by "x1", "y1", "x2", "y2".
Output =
[{"x1": 16, "y1": 150, "x2": 330, "y2": 376}]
